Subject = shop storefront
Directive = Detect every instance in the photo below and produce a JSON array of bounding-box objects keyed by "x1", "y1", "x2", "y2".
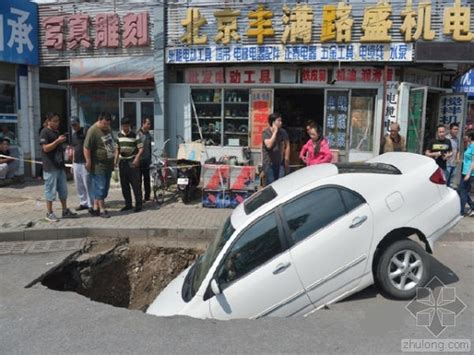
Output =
[
  {"x1": 38, "y1": 1, "x2": 162, "y2": 139},
  {"x1": 166, "y1": 0, "x2": 473, "y2": 164},
  {"x1": 0, "y1": 0, "x2": 39, "y2": 176}
]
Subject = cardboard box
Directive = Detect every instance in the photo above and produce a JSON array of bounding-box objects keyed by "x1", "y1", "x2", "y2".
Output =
[
  {"x1": 202, "y1": 164, "x2": 230, "y2": 190},
  {"x1": 202, "y1": 189, "x2": 231, "y2": 208},
  {"x1": 229, "y1": 166, "x2": 257, "y2": 190},
  {"x1": 230, "y1": 190, "x2": 254, "y2": 208}
]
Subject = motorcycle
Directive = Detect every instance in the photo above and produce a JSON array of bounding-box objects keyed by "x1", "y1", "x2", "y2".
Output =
[{"x1": 176, "y1": 159, "x2": 201, "y2": 203}]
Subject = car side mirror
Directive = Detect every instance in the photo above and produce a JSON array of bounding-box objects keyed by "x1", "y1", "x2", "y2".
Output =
[{"x1": 210, "y1": 279, "x2": 221, "y2": 295}]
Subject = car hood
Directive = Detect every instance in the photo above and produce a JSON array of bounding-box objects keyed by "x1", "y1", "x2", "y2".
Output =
[{"x1": 146, "y1": 266, "x2": 190, "y2": 317}]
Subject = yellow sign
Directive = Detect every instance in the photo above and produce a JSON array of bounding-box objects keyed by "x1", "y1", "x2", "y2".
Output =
[
  {"x1": 361, "y1": 1, "x2": 392, "y2": 42},
  {"x1": 180, "y1": 8, "x2": 207, "y2": 45},
  {"x1": 443, "y1": 0, "x2": 473, "y2": 41},
  {"x1": 336, "y1": 2, "x2": 354, "y2": 43},
  {"x1": 281, "y1": 4, "x2": 313, "y2": 44},
  {"x1": 247, "y1": 5, "x2": 275, "y2": 45},
  {"x1": 400, "y1": 1, "x2": 435, "y2": 41},
  {"x1": 321, "y1": 5, "x2": 337, "y2": 43},
  {"x1": 214, "y1": 9, "x2": 241, "y2": 45}
]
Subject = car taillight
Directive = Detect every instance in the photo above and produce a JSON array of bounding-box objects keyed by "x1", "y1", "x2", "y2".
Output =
[{"x1": 430, "y1": 168, "x2": 446, "y2": 185}]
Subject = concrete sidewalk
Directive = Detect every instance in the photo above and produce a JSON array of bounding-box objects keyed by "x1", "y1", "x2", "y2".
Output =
[
  {"x1": 1, "y1": 180, "x2": 473, "y2": 242},
  {"x1": 0, "y1": 180, "x2": 231, "y2": 241}
]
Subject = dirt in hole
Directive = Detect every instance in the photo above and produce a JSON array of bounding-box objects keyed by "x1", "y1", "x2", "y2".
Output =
[{"x1": 36, "y1": 238, "x2": 203, "y2": 312}]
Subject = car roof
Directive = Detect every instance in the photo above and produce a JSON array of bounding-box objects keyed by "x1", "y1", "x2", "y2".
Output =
[{"x1": 231, "y1": 152, "x2": 436, "y2": 228}]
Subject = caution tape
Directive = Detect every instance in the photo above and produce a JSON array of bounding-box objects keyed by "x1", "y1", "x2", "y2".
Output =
[{"x1": 0, "y1": 154, "x2": 73, "y2": 168}]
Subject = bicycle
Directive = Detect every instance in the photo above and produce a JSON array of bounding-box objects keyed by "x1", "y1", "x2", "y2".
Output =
[{"x1": 150, "y1": 138, "x2": 171, "y2": 205}]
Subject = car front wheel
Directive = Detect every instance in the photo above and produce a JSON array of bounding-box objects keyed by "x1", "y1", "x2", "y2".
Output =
[{"x1": 375, "y1": 239, "x2": 430, "y2": 299}]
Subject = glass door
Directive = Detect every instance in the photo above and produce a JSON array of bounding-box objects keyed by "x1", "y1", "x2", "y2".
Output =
[
  {"x1": 122, "y1": 100, "x2": 138, "y2": 130},
  {"x1": 120, "y1": 99, "x2": 154, "y2": 131},
  {"x1": 324, "y1": 89, "x2": 350, "y2": 162},
  {"x1": 349, "y1": 89, "x2": 377, "y2": 161},
  {"x1": 406, "y1": 87, "x2": 428, "y2": 154}
]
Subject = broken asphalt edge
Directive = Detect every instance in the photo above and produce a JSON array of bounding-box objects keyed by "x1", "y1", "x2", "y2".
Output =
[{"x1": 0, "y1": 227, "x2": 217, "y2": 243}]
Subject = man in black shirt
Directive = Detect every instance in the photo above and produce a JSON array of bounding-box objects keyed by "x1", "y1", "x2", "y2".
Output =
[
  {"x1": 71, "y1": 117, "x2": 92, "y2": 211},
  {"x1": 262, "y1": 113, "x2": 290, "y2": 185},
  {"x1": 425, "y1": 124, "x2": 453, "y2": 180},
  {"x1": 137, "y1": 117, "x2": 152, "y2": 201},
  {"x1": 39, "y1": 113, "x2": 77, "y2": 222}
]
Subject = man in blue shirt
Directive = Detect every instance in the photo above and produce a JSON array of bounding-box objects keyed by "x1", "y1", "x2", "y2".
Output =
[{"x1": 458, "y1": 131, "x2": 474, "y2": 216}]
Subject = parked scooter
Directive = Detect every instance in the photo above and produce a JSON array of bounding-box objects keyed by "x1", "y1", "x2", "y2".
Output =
[{"x1": 176, "y1": 159, "x2": 201, "y2": 203}]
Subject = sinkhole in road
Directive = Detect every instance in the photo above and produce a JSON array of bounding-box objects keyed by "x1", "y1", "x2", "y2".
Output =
[{"x1": 29, "y1": 238, "x2": 202, "y2": 312}]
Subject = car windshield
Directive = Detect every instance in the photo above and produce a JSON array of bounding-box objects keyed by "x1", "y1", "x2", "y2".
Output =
[{"x1": 182, "y1": 217, "x2": 235, "y2": 302}]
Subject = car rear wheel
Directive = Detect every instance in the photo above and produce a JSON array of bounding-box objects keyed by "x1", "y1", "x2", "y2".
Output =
[{"x1": 375, "y1": 239, "x2": 430, "y2": 299}]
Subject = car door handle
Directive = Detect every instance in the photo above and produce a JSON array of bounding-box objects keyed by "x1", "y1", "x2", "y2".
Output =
[
  {"x1": 273, "y1": 262, "x2": 291, "y2": 275},
  {"x1": 350, "y1": 215, "x2": 368, "y2": 229}
]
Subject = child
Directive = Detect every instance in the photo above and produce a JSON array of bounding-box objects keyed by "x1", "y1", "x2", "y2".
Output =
[{"x1": 299, "y1": 124, "x2": 332, "y2": 166}]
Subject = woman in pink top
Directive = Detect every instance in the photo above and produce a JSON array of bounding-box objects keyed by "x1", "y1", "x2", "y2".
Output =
[{"x1": 299, "y1": 124, "x2": 333, "y2": 166}]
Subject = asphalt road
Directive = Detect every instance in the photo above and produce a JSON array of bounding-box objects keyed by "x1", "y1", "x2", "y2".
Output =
[{"x1": 0, "y1": 240, "x2": 472, "y2": 354}]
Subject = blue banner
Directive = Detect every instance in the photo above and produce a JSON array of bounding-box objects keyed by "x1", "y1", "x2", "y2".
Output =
[
  {"x1": 452, "y1": 69, "x2": 474, "y2": 100},
  {"x1": 0, "y1": 0, "x2": 38, "y2": 65},
  {"x1": 166, "y1": 43, "x2": 413, "y2": 64}
]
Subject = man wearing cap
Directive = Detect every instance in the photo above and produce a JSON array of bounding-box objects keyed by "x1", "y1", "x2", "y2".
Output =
[{"x1": 71, "y1": 118, "x2": 92, "y2": 211}]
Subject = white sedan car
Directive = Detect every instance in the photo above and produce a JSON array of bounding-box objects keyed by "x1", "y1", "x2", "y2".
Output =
[{"x1": 147, "y1": 153, "x2": 461, "y2": 320}]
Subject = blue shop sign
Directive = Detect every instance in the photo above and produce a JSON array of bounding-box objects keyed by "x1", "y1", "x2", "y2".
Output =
[
  {"x1": 453, "y1": 69, "x2": 474, "y2": 100},
  {"x1": 0, "y1": 0, "x2": 38, "y2": 65}
]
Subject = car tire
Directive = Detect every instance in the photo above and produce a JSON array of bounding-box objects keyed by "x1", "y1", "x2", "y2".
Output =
[{"x1": 375, "y1": 239, "x2": 430, "y2": 300}]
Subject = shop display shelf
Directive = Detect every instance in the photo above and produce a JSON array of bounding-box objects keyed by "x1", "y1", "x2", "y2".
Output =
[
  {"x1": 224, "y1": 101, "x2": 249, "y2": 104},
  {"x1": 195, "y1": 116, "x2": 222, "y2": 119},
  {"x1": 193, "y1": 102, "x2": 222, "y2": 105},
  {"x1": 224, "y1": 132, "x2": 248, "y2": 135},
  {"x1": 224, "y1": 117, "x2": 249, "y2": 120}
]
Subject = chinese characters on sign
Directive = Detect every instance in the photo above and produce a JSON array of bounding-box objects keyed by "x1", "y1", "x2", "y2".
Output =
[
  {"x1": 385, "y1": 81, "x2": 399, "y2": 129},
  {"x1": 175, "y1": 1, "x2": 474, "y2": 49},
  {"x1": 225, "y1": 67, "x2": 274, "y2": 84},
  {"x1": 334, "y1": 67, "x2": 395, "y2": 83},
  {"x1": 184, "y1": 67, "x2": 224, "y2": 84},
  {"x1": 166, "y1": 43, "x2": 412, "y2": 64},
  {"x1": 301, "y1": 68, "x2": 328, "y2": 83},
  {"x1": 247, "y1": 5, "x2": 275, "y2": 45},
  {"x1": 0, "y1": 0, "x2": 38, "y2": 65},
  {"x1": 250, "y1": 89, "x2": 273, "y2": 149},
  {"x1": 43, "y1": 12, "x2": 149, "y2": 50},
  {"x1": 443, "y1": 0, "x2": 473, "y2": 41},
  {"x1": 438, "y1": 94, "x2": 465, "y2": 125}
]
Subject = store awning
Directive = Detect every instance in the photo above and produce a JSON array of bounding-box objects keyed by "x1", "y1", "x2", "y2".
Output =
[
  {"x1": 59, "y1": 56, "x2": 154, "y2": 84},
  {"x1": 452, "y1": 69, "x2": 474, "y2": 100}
]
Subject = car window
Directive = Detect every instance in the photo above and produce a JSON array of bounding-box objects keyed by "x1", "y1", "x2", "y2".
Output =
[
  {"x1": 244, "y1": 186, "x2": 277, "y2": 215},
  {"x1": 339, "y1": 188, "x2": 365, "y2": 212},
  {"x1": 216, "y1": 213, "x2": 282, "y2": 288},
  {"x1": 282, "y1": 187, "x2": 346, "y2": 244}
]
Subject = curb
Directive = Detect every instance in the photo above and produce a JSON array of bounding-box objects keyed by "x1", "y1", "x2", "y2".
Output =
[{"x1": 0, "y1": 227, "x2": 217, "y2": 243}]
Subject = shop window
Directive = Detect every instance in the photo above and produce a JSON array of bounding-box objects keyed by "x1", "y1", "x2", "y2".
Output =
[
  {"x1": 224, "y1": 89, "x2": 249, "y2": 146},
  {"x1": 191, "y1": 88, "x2": 250, "y2": 147},
  {"x1": 192, "y1": 89, "x2": 223, "y2": 145},
  {"x1": 77, "y1": 87, "x2": 119, "y2": 130},
  {"x1": 0, "y1": 83, "x2": 15, "y2": 114},
  {"x1": 349, "y1": 89, "x2": 377, "y2": 152}
]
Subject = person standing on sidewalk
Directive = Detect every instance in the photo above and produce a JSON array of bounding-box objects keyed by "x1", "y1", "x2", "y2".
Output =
[
  {"x1": 446, "y1": 122, "x2": 461, "y2": 188},
  {"x1": 115, "y1": 117, "x2": 144, "y2": 212},
  {"x1": 70, "y1": 117, "x2": 92, "y2": 211},
  {"x1": 84, "y1": 112, "x2": 115, "y2": 218},
  {"x1": 458, "y1": 130, "x2": 474, "y2": 217},
  {"x1": 425, "y1": 124, "x2": 453, "y2": 180},
  {"x1": 137, "y1": 117, "x2": 152, "y2": 202},
  {"x1": 39, "y1": 113, "x2": 78, "y2": 222},
  {"x1": 262, "y1": 112, "x2": 290, "y2": 185}
]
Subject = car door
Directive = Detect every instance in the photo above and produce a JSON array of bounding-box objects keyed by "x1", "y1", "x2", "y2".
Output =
[
  {"x1": 207, "y1": 212, "x2": 313, "y2": 320},
  {"x1": 281, "y1": 186, "x2": 373, "y2": 308}
]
